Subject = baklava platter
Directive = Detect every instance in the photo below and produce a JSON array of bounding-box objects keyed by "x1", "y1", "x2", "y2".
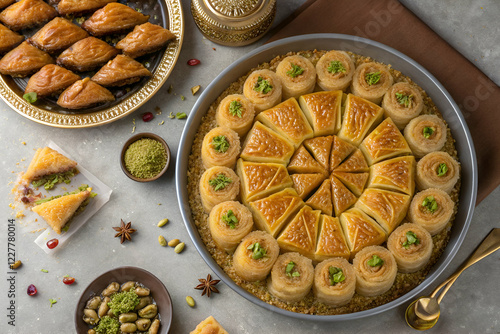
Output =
[
  {"x1": 0, "y1": 0, "x2": 183, "y2": 127},
  {"x1": 187, "y1": 49, "x2": 461, "y2": 315}
]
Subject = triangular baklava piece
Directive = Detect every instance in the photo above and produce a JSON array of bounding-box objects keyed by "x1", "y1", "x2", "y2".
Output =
[
  {"x1": 330, "y1": 175, "x2": 357, "y2": 217},
  {"x1": 303, "y1": 135, "x2": 332, "y2": 170},
  {"x1": 306, "y1": 179, "x2": 333, "y2": 216},
  {"x1": 298, "y1": 90, "x2": 342, "y2": 136},
  {"x1": 368, "y1": 156, "x2": 416, "y2": 195},
  {"x1": 57, "y1": 0, "x2": 116, "y2": 16},
  {"x1": 82, "y1": 3, "x2": 149, "y2": 36},
  {"x1": 57, "y1": 77, "x2": 115, "y2": 109},
  {"x1": 334, "y1": 149, "x2": 369, "y2": 173},
  {"x1": 28, "y1": 18, "x2": 88, "y2": 54},
  {"x1": 57, "y1": 37, "x2": 120, "y2": 72},
  {"x1": 23, "y1": 147, "x2": 77, "y2": 184},
  {"x1": 0, "y1": 24, "x2": 24, "y2": 54},
  {"x1": 0, "y1": 0, "x2": 57, "y2": 31},
  {"x1": 315, "y1": 215, "x2": 350, "y2": 261},
  {"x1": 0, "y1": 41, "x2": 53, "y2": 77},
  {"x1": 330, "y1": 135, "x2": 356, "y2": 171},
  {"x1": 116, "y1": 22, "x2": 175, "y2": 58},
  {"x1": 287, "y1": 145, "x2": 327, "y2": 175},
  {"x1": 332, "y1": 171, "x2": 369, "y2": 197},
  {"x1": 91, "y1": 55, "x2": 151, "y2": 87},
  {"x1": 25, "y1": 64, "x2": 80, "y2": 97},
  {"x1": 290, "y1": 173, "x2": 325, "y2": 199}
]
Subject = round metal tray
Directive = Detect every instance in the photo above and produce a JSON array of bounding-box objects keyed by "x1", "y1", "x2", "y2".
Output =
[{"x1": 176, "y1": 34, "x2": 478, "y2": 321}]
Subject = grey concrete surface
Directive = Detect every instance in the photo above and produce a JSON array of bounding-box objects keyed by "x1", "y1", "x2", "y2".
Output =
[{"x1": 1, "y1": 1, "x2": 498, "y2": 333}]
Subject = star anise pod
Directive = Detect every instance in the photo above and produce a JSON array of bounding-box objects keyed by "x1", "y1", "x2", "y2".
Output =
[
  {"x1": 194, "y1": 274, "x2": 220, "y2": 298},
  {"x1": 113, "y1": 219, "x2": 136, "y2": 244}
]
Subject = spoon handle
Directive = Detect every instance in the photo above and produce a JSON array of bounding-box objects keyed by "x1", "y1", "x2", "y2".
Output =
[{"x1": 430, "y1": 228, "x2": 500, "y2": 303}]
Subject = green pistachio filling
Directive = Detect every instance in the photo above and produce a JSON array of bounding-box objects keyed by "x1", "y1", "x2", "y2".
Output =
[
  {"x1": 285, "y1": 261, "x2": 300, "y2": 278},
  {"x1": 208, "y1": 174, "x2": 232, "y2": 191},
  {"x1": 32, "y1": 168, "x2": 78, "y2": 190},
  {"x1": 229, "y1": 100, "x2": 243, "y2": 118},
  {"x1": 254, "y1": 76, "x2": 273, "y2": 94},
  {"x1": 327, "y1": 60, "x2": 346, "y2": 74},
  {"x1": 422, "y1": 196, "x2": 438, "y2": 213},
  {"x1": 367, "y1": 254, "x2": 384, "y2": 267},
  {"x1": 365, "y1": 71, "x2": 381, "y2": 85},
  {"x1": 423, "y1": 126, "x2": 434, "y2": 139},
  {"x1": 402, "y1": 231, "x2": 420, "y2": 249},
  {"x1": 328, "y1": 266, "x2": 345, "y2": 285},
  {"x1": 247, "y1": 242, "x2": 267, "y2": 260},
  {"x1": 221, "y1": 209, "x2": 238, "y2": 229},
  {"x1": 212, "y1": 135, "x2": 230, "y2": 153},
  {"x1": 107, "y1": 290, "x2": 140, "y2": 317},
  {"x1": 395, "y1": 92, "x2": 413, "y2": 107},
  {"x1": 286, "y1": 63, "x2": 304, "y2": 78},
  {"x1": 437, "y1": 163, "x2": 448, "y2": 176}
]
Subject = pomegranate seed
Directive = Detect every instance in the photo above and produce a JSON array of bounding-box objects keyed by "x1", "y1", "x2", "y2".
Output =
[
  {"x1": 27, "y1": 284, "x2": 37, "y2": 296},
  {"x1": 47, "y1": 238, "x2": 59, "y2": 249},
  {"x1": 142, "y1": 112, "x2": 154, "y2": 122},
  {"x1": 187, "y1": 59, "x2": 200, "y2": 66},
  {"x1": 63, "y1": 276, "x2": 75, "y2": 285}
]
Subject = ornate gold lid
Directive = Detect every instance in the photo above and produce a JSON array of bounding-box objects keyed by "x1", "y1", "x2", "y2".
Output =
[{"x1": 191, "y1": 0, "x2": 276, "y2": 46}]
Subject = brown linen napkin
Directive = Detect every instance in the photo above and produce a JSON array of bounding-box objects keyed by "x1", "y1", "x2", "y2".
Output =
[{"x1": 267, "y1": 0, "x2": 500, "y2": 204}]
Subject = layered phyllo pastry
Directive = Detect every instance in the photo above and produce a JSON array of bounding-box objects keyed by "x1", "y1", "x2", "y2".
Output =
[
  {"x1": 416, "y1": 151, "x2": 460, "y2": 193},
  {"x1": 404, "y1": 115, "x2": 447, "y2": 158},
  {"x1": 81, "y1": 3, "x2": 150, "y2": 36},
  {"x1": 330, "y1": 135, "x2": 356, "y2": 171},
  {"x1": 275, "y1": 55, "x2": 316, "y2": 100},
  {"x1": 215, "y1": 94, "x2": 255, "y2": 138},
  {"x1": 306, "y1": 179, "x2": 333, "y2": 216},
  {"x1": 368, "y1": 156, "x2": 416, "y2": 196},
  {"x1": 352, "y1": 246, "x2": 397, "y2": 297},
  {"x1": 267, "y1": 252, "x2": 315, "y2": 302},
  {"x1": 199, "y1": 166, "x2": 240, "y2": 212},
  {"x1": 57, "y1": 37, "x2": 120, "y2": 72},
  {"x1": 314, "y1": 215, "x2": 350, "y2": 261},
  {"x1": 303, "y1": 136, "x2": 333, "y2": 170},
  {"x1": 331, "y1": 171, "x2": 368, "y2": 197},
  {"x1": 0, "y1": 0, "x2": 57, "y2": 31},
  {"x1": 25, "y1": 64, "x2": 80, "y2": 97},
  {"x1": 243, "y1": 69, "x2": 282, "y2": 113},
  {"x1": 57, "y1": 77, "x2": 114, "y2": 109},
  {"x1": 291, "y1": 173, "x2": 325, "y2": 199},
  {"x1": 287, "y1": 145, "x2": 327, "y2": 175},
  {"x1": 330, "y1": 175, "x2": 357, "y2": 217},
  {"x1": 233, "y1": 230, "x2": 280, "y2": 281},
  {"x1": 382, "y1": 82, "x2": 424, "y2": 130},
  {"x1": 256, "y1": 98, "x2": 313, "y2": 149},
  {"x1": 190, "y1": 316, "x2": 229, "y2": 334},
  {"x1": 387, "y1": 223, "x2": 433, "y2": 273},
  {"x1": 350, "y1": 62, "x2": 393, "y2": 104},
  {"x1": 0, "y1": 24, "x2": 24, "y2": 54},
  {"x1": 240, "y1": 121, "x2": 294, "y2": 165},
  {"x1": 0, "y1": 0, "x2": 14, "y2": 10},
  {"x1": 57, "y1": 0, "x2": 116, "y2": 16},
  {"x1": 315, "y1": 50, "x2": 356, "y2": 91},
  {"x1": 91, "y1": 55, "x2": 151, "y2": 87},
  {"x1": 333, "y1": 149, "x2": 369, "y2": 173},
  {"x1": 28, "y1": 18, "x2": 88, "y2": 54},
  {"x1": 116, "y1": 22, "x2": 175, "y2": 58},
  {"x1": 299, "y1": 90, "x2": 342, "y2": 136},
  {"x1": 208, "y1": 201, "x2": 254, "y2": 253},
  {"x1": 201, "y1": 127, "x2": 240, "y2": 169},
  {"x1": 408, "y1": 188, "x2": 454, "y2": 236},
  {"x1": 0, "y1": 41, "x2": 54, "y2": 77},
  {"x1": 313, "y1": 257, "x2": 356, "y2": 307}
]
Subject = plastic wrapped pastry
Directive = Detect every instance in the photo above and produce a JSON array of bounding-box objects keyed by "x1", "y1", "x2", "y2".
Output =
[
  {"x1": 352, "y1": 246, "x2": 397, "y2": 297},
  {"x1": 201, "y1": 127, "x2": 240, "y2": 169},
  {"x1": 57, "y1": 77, "x2": 115, "y2": 109},
  {"x1": 116, "y1": 22, "x2": 175, "y2": 58},
  {"x1": 57, "y1": 0, "x2": 116, "y2": 15},
  {"x1": 28, "y1": 18, "x2": 88, "y2": 54},
  {"x1": 0, "y1": 0, "x2": 57, "y2": 31},
  {"x1": 199, "y1": 166, "x2": 240, "y2": 212},
  {"x1": 243, "y1": 69, "x2": 282, "y2": 113},
  {"x1": 350, "y1": 62, "x2": 393, "y2": 104},
  {"x1": 387, "y1": 223, "x2": 433, "y2": 273},
  {"x1": 408, "y1": 188, "x2": 454, "y2": 236},
  {"x1": 0, "y1": 24, "x2": 23, "y2": 54},
  {"x1": 313, "y1": 257, "x2": 356, "y2": 307},
  {"x1": 275, "y1": 55, "x2": 316, "y2": 99},
  {"x1": 382, "y1": 82, "x2": 424, "y2": 130},
  {"x1": 0, "y1": 41, "x2": 54, "y2": 77},
  {"x1": 25, "y1": 64, "x2": 80, "y2": 97},
  {"x1": 215, "y1": 94, "x2": 255, "y2": 138},
  {"x1": 57, "y1": 37, "x2": 120, "y2": 72},
  {"x1": 82, "y1": 3, "x2": 150, "y2": 36},
  {"x1": 91, "y1": 55, "x2": 151, "y2": 87},
  {"x1": 416, "y1": 151, "x2": 460, "y2": 193},
  {"x1": 316, "y1": 50, "x2": 356, "y2": 91},
  {"x1": 404, "y1": 115, "x2": 447, "y2": 158}
]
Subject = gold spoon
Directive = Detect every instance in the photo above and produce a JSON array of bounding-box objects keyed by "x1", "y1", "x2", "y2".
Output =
[{"x1": 405, "y1": 228, "x2": 500, "y2": 330}]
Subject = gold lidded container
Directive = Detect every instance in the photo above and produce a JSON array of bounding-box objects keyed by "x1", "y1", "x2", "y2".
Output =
[{"x1": 191, "y1": 0, "x2": 276, "y2": 46}]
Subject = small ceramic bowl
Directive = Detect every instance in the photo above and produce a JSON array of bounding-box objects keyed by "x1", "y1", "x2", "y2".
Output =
[
  {"x1": 120, "y1": 132, "x2": 170, "y2": 182},
  {"x1": 75, "y1": 266, "x2": 173, "y2": 333}
]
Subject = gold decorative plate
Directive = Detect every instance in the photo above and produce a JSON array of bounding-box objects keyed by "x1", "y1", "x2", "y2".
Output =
[{"x1": 0, "y1": 0, "x2": 184, "y2": 128}]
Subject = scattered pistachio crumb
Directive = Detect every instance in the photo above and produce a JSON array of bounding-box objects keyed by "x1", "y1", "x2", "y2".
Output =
[
  {"x1": 131, "y1": 126, "x2": 136, "y2": 134},
  {"x1": 41, "y1": 269, "x2": 48, "y2": 273},
  {"x1": 191, "y1": 85, "x2": 201, "y2": 95},
  {"x1": 49, "y1": 299, "x2": 57, "y2": 308},
  {"x1": 158, "y1": 120, "x2": 165, "y2": 125},
  {"x1": 168, "y1": 112, "x2": 175, "y2": 119},
  {"x1": 176, "y1": 112, "x2": 187, "y2": 119},
  {"x1": 180, "y1": 95, "x2": 185, "y2": 101}
]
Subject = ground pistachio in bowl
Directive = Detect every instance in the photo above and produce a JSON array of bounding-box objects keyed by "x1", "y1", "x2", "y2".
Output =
[{"x1": 83, "y1": 281, "x2": 161, "y2": 334}]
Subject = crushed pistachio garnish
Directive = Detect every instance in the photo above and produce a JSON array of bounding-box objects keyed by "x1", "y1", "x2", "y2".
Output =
[
  {"x1": 180, "y1": 95, "x2": 185, "y2": 101},
  {"x1": 168, "y1": 112, "x2": 175, "y2": 119},
  {"x1": 32, "y1": 169, "x2": 78, "y2": 190},
  {"x1": 108, "y1": 290, "x2": 140, "y2": 316},
  {"x1": 285, "y1": 261, "x2": 300, "y2": 278},
  {"x1": 437, "y1": 163, "x2": 448, "y2": 176},
  {"x1": 402, "y1": 231, "x2": 420, "y2": 249},
  {"x1": 124, "y1": 138, "x2": 167, "y2": 179},
  {"x1": 135, "y1": 7, "x2": 142, "y2": 12},
  {"x1": 23, "y1": 92, "x2": 37, "y2": 104},
  {"x1": 158, "y1": 120, "x2": 164, "y2": 125},
  {"x1": 365, "y1": 71, "x2": 381, "y2": 85},
  {"x1": 94, "y1": 315, "x2": 119, "y2": 334},
  {"x1": 221, "y1": 210, "x2": 238, "y2": 229},
  {"x1": 176, "y1": 112, "x2": 187, "y2": 119},
  {"x1": 328, "y1": 266, "x2": 345, "y2": 286},
  {"x1": 395, "y1": 92, "x2": 413, "y2": 107},
  {"x1": 191, "y1": 85, "x2": 201, "y2": 95},
  {"x1": 49, "y1": 299, "x2": 57, "y2": 308},
  {"x1": 423, "y1": 126, "x2": 434, "y2": 139},
  {"x1": 35, "y1": 184, "x2": 96, "y2": 205},
  {"x1": 286, "y1": 63, "x2": 304, "y2": 78},
  {"x1": 247, "y1": 242, "x2": 266, "y2": 260},
  {"x1": 327, "y1": 60, "x2": 346, "y2": 74},
  {"x1": 212, "y1": 135, "x2": 230, "y2": 153},
  {"x1": 41, "y1": 269, "x2": 48, "y2": 273},
  {"x1": 75, "y1": 17, "x2": 85, "y2": 24},
  {"x1": 367, "y1": 255, "x2": 384, "y2": 267},
  {"x1": 208, "y1": 174, "x2": 232, "y2": 191},
  {"x1": 254, "y1": 76, "x2": 273, "y2": 94},
  {"x1": 422, "y1": 196, "x2": 438, "y2": 213},
  {"x1": 229, "y1": 100, "x2": 243, "y2": 118}
]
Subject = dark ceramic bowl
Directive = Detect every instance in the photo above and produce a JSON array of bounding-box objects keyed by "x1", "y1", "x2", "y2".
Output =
[
  {"x1": 176, "y1": 34, "x2": 478, "y2": 321},
  {"x1": 120, "y1": 132, "x2": 171, "y2": 182},
  {"x1": 75, "y1": 266, "x2": 172, "y2": 333}
]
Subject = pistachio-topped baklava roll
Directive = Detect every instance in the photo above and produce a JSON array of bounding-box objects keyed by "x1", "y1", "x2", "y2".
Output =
[
  {"x1": 233, "y1": 230, "x2": 280, "y2": 282},
  {"x1": 199, "y1": 166, "x2": 240, "y2": 212},
  {"x1": 313, "y1": 257, "x2": 356, "y2": 307},
  {"x1": 201, "y1": 127, "x2": 240, "y2": 169},
  {"x1": 316, "y1": 50, "x2": 355, "y2": 91},
  {"x1": 352, "y1": 246, "x2": 397, "y2": 297},
  {"x1": 243, "y1": 69, "x2": 282, "y2": 113},
  {"x1": 408, "y1": 188, "x2": 454, "y2": 236},
  {"x1": 350, "y1": 62, "x2": 393, "y2": 104},
  {"x1": 387, "y1": 223, "x2": 433, "y2": 273},
  {"x1": 404, "y1": 115, "x2": 447, "y2": 158},
  {"x1": 382, "y1": 82, "x2": 424, "y2": 130},
  {"x1": 416, "y1": 151, "x2": 460, "y2": 193},
  {"x1": 267, "y1": 252, "x2": 314, "y2": 303},
  {"x1": 209, "y1": 201, "x2": 254, "y2": 253},
  {"x1": 215, "y1": 94, "x2": 255, "y2": 138},
  {"x1": 275, "y1": 55, "x2": 316, "y2": 100}
]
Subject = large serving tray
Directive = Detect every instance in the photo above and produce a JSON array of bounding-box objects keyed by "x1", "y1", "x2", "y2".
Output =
[{"x1": 176, "y1": 34, "x2": 477, "y2": 321}]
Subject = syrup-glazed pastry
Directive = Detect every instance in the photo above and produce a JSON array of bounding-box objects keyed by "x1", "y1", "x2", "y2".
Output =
[
  {"x1": 215, "y1": 94, "x2": 255, "y2": 138},
  {"x1": 199, "y1": 166, "x2": 240, "y2": 212},
  {"x1": 116, "y1": 22, "x2": 175, "y2": 58},
  {"x1": 243, "y1": 69, "x2": 282, "y2": 113},
  {"x1": 57, "y1": 77, "x2": 114, "y2": 109},
  {"x1": 314, "y1": 215, "x2": 350, "y2": 261},
  {"x1": 291, "y1": 173, "x2": 325, "y2": 199},
  {"x1": 267, "y1": 252, "x2": 315, "y2": 302},
  {"x1": 315, "y1": 50, "x2": 356, "y2": 91},
  {"x1": 299, "y1": 90, "x2": 342, "y2": 136},
  {"x1": 303, "y1": 135, "x2": 333, "y2": 170},
  {"x1": 0, "y1": 0, "x2": 15, "y2": 10},
  {"x1": 313, "y1": 257, "x2": 356, "y2": 307},
  {"x1": 306, "y1": 179, "x2": 333, "y2": 216},
  {"x1": 330, "y1": 135, "x2": 356, "y2": 171},
  {"x1": 25, "y1": 64, "x2": 80, "y2": 97},
  {"x1": 201, "y1": 127, "x2": 240, "y2": 169},
  {"x1": 287, "y1": 145, "x2": 327, "y2": 175},
  {"x1": 382, "y1": 82, "x2": 424, "y2": 130},
  {"x1": 387, "y1": 223, "x2": 433, "y2": 273},
  {"x1": 82, "y1": 3, "x2": 150, "y2": 36},
  {"x1": 233, "y1": 230, "x2": 280, "y2": 282},
  {"x1": 0, "y1": 0, "x2": 57, "y2": 31},
  {"x1": 330, "y1": 175, "x2": 357, "y2": 217},
  {"x1": 0, "y1": 41, "x2": 54, "y2": 77},
  {"x1": 416, "y1": 151, "x2": 460, "y2": 193},
  {"x1": 333, "y1": 149, "x2": 369, "y2": 173},
  {"x1": 208, "y1": 201, "x2": 254, "y2": 253},
  {"x1": 57, "y1": 0, "x2": 116, "y2": 16},
  {"x1": 91, "y1": 55, "x2": 152, "y2": 87},
  {"x1": 28, "y1": 18, "x2": 88, "y2": 54},
  {"x1": 57, "y1": 37, "x2": 119, "y2": 72},
  {"x1": 22, "y1": 146, "x2": 77, "y2": 186},
  {"x1": 408, "y1": 188, "x2": 454, "y2": 236},
  {"x1": 367, "y1": 156, "x2": 416, "y2": 196},
  {"x1": 404, "y1": 115, "x2": 447, "y2": 158},
  {"x1": 0, "y1": 24, "x2": 23, "y2": 54},
  {"x1": 275, "y1": 55, "x2": 316, "y2": 100},
  {"x1": 331, "y1": 171, "x2": 368, "y2": 197},
  {"x1": 350, "y1": 62, "x2": 393, "y2": 104}
]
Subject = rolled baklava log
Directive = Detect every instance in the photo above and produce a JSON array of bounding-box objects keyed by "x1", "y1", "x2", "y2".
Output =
[
  {"x1": 208, "y1": 201, "x2": 254, "y2": 253},
  {"x1": 387, "y1": 223, "x2": 433, "y2": 273},
  {"x1": 408, "y1": 188, "x2": 454, "y2": 236},
  {"x1": 243, "y1": 69, "x2": 282, "y2": 113},
  {"x1": 199, "y1": 166, "x2": 240, "y2": 212},
  {"x1": 201, "y1": 127, "x2": 240, "y2": 169},
  {"x1": 382, "y1": 82, "x2": 424, "y2": 130},
  {"x1": 404, "y1": 115, "x2": 447, "y2": 158},
  {"x1": 215, "y1": 94, "x2": 255, "y2": 138},
  {"x1": 316, "y1": 50, "x2": 355, "y2": 91},
  {"x1": 416, "y1": 151, "x2": 460, "y2": 193},
  {"x1": 267, "y1": 252, "x2": 314, "y2": 303},
  {"x1": 350, "y1": 62, "x2": 393, "y2": 104},
  {"x1": 275, "y1": 55, "x2": 316, "y2": 100},
  {"x1": 352, "y1": 246, "x2": 398, "y2": 297},
  {"x1": 233, "y1": 230, "x2": 279, "y2": 282},
  {"x1": 313, "y1": 257, "x2": 356, "y2": 307}
]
